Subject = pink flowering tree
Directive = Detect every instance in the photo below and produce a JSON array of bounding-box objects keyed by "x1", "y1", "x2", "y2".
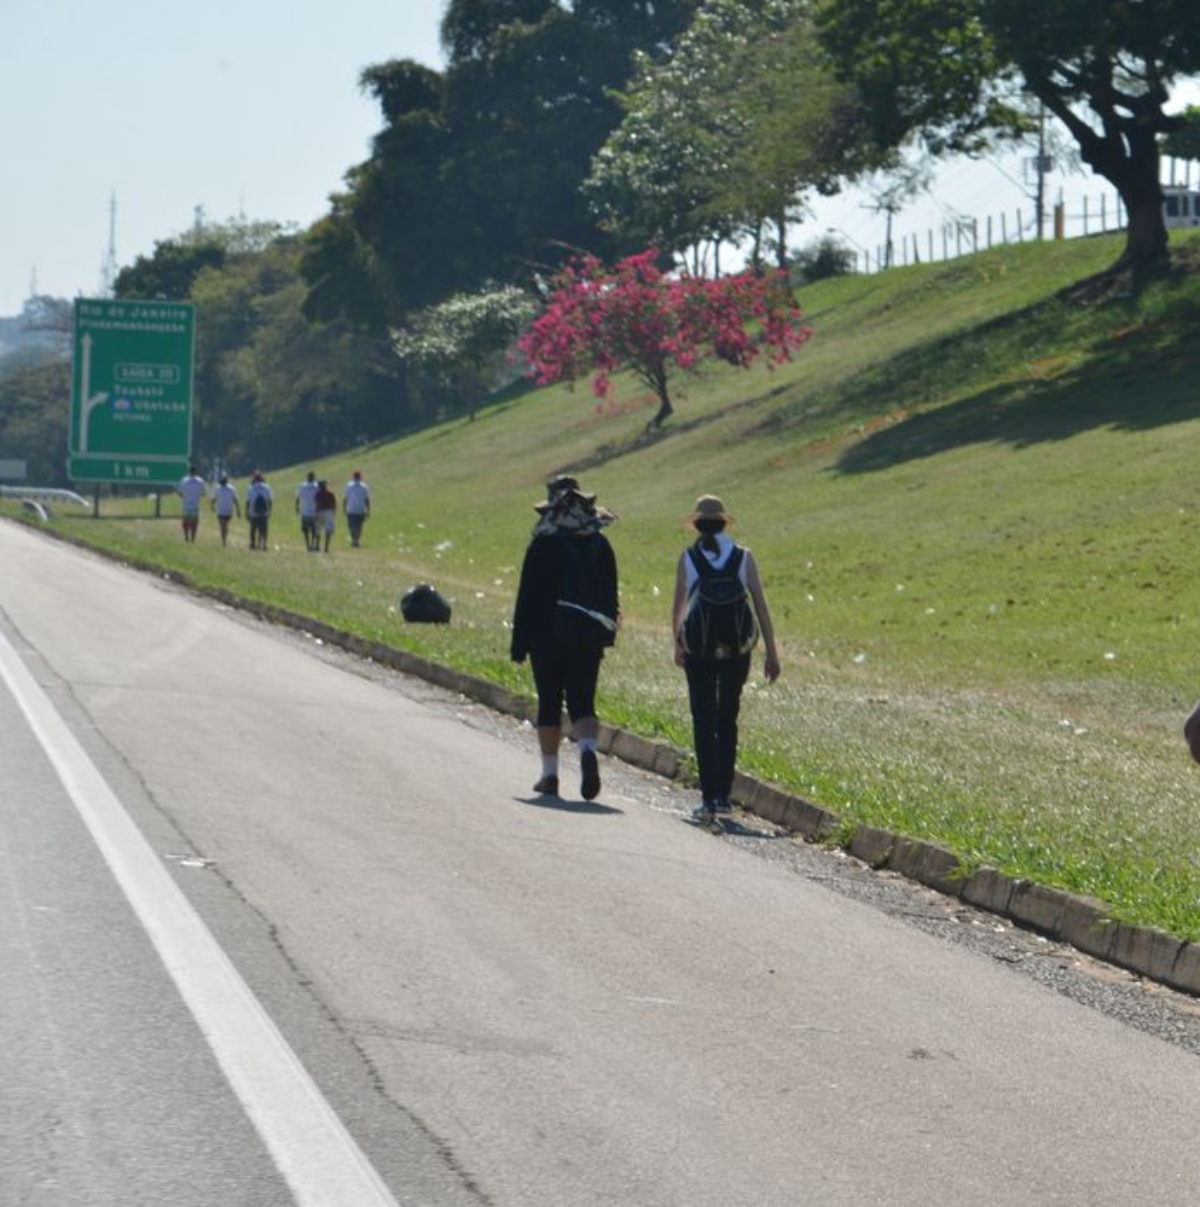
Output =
[{"x1": 518, "y1": 249, "x2": 812, "y2": 428}]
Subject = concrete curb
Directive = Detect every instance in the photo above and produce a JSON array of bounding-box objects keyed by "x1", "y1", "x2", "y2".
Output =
[{"x1": 27, "y1": 526, "x2": 1200, "y2": 1000}]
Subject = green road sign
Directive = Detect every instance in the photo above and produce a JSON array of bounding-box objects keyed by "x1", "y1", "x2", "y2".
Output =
[{"x1": 69, "y1": 298, "x2": 196, "y2": 486}]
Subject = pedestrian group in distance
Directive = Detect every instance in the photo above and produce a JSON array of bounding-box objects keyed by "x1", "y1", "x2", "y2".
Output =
[{"x1": 174, "y1": 466, "x2": 372, "y2": 551}]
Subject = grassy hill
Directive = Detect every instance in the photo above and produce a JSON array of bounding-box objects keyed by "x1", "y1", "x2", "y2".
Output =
[{"x1": 31, "y1": 230, "x2": 1200, "y2": 940}]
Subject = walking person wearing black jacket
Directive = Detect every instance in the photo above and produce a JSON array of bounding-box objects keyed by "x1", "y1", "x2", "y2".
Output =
[{"x1": 511, "y1": 476, "x2": 619, "y2": 801}]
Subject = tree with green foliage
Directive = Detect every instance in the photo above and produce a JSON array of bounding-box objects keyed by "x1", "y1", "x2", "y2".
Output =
[
  {"x1": 115, "y1": 216, "x2": 288, "y2": 302},
  {"x1": 1162, "y1": 106, "x2": 1200, "y2": 165},
  {"x1": 190, "y1": 236, "x2": 404, "y2": 469},
  {"x1": 392, "y1": 286, "x2": 536, "y2": 421},
  {"x1": 791, "y1": 234, "x2": 857, "y2": 283},
  {"x1": 301, "y1": 1, "x2": 701, "y2": 330},
  {"x1": 115, "y1": 240, "x2": 226, "y2": 302},
  {"x1": 587, "y1": 0, "x2": 883, "y2": 270},
  {"x1": 818, "y1": 0, "x2": 1200, "y2": 273},
  {"x1": 0, "y1": 359, "x2": 71, "y2": 487},
  {"x1": 440, "y1": 0, "x2": 554, "y2": 62},
  {"x1": 114, "y1": 219, "x2": 404, "y2": 471}
]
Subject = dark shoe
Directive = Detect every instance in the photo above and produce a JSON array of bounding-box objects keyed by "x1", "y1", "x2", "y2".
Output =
[
  {"x1": 580, "y1": 750, "x2": 601, "y2": 801},
  {"x1": 533, "y1": 774, "x2": 559, "y2": 797},
  {"x1": 713, "y1": 798, "x2": 733, "y2": 816},
  {"x1": 691, "y1": 801, "x2": 717, "y2": 820}
]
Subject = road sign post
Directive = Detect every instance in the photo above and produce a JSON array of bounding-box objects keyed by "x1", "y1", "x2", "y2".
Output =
[{"x1": 69, "y1": 299, "x2": 196, "y2": 488}]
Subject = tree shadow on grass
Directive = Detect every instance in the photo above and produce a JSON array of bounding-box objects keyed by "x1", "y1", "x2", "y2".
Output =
[{"x1": 833, "y1": 270, "x2": 1200, "y2": 476}]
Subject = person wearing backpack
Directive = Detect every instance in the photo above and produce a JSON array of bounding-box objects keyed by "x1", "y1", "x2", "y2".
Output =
[
  {"x1": 511, "y1": 475, "x2": 619, "y2": 801},
  {"x1": 671, "y1": 494, "x2": 780, "y2": 820},
  {"x1": 246, "y1": 472, "x2": 273, "y2": 550}
]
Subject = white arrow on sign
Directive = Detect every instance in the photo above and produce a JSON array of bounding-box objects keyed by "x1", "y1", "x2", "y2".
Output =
[{"x1": 77, "y1": 333, "x2": 110, "y2": 454}]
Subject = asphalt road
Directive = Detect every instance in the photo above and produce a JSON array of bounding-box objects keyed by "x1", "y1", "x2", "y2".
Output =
[{"x1": 4, "y1": 518, "x2": 1200, "y2": 1206}]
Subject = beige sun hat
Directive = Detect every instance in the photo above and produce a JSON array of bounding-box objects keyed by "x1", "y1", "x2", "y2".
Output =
[{"x1": 688, "y1": 494, "x2": 733, "y2": 525}]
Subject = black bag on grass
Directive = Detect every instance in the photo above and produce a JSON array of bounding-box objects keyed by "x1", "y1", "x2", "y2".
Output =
[{"x1": 401, "y1": 583, "x2": 452, "y2": 624}]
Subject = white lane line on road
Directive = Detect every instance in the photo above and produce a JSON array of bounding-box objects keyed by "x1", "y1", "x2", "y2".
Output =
[{"x1": 0, "y1": 630, "x2": 400, "y2": 1207}]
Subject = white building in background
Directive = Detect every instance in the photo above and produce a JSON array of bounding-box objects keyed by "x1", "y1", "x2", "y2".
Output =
[{"x1": 1163, "y1": 185, "x2": 1200, "y2": 229}]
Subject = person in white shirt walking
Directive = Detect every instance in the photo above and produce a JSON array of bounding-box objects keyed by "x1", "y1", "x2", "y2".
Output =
[
  {"x1": 343, "y1": 470, "x2": 371, "y2": 547},
  {"x1": 295, "y1": 471, "x2": 320, "y2": 551},
  {"x1": 211, "y1": 475, "x2": 240, "y2": 547},
  {"x1": 176, "y1": 466, "x2": 207, "y2": 543}
]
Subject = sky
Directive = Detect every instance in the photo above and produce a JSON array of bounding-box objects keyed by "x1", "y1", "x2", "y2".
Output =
[
  {"x1": 1, "y1": 0, "x2": 447, "y2": 317},
  {"x1": 3, "y1": 4, "x2": 1197, "y2": 318}
]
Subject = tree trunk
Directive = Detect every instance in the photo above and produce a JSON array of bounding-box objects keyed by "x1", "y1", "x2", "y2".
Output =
[
  {"x1": 775, "y1": 211, "x2": 789, "y2": 273},
  {"x1": 647, "y1": 371, "x2": 674, "y2": 427},
  {"x1": 650, "y1": 386, "x2": 674, "y2": 427},
  {"x1": 1117, "y1": 175, "x2": 1170, "y2": 274},
  {"x1": 1033, "y1": 83, "x2": 1171, "y2": 276}
]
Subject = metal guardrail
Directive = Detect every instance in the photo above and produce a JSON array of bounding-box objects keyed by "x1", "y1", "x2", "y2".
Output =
[{"x1": 0, "y1": 485, "x2": 93, "y2": 521}]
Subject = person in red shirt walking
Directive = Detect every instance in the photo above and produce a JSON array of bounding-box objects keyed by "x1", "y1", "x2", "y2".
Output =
[{"x1": 315, "y1": 479, "x2": 337, "y2": 552}]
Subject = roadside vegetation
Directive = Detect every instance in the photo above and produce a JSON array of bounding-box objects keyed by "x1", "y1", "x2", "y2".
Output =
[{"x1": 20, "y1": 230, "x2": 1200, "y2": 941}]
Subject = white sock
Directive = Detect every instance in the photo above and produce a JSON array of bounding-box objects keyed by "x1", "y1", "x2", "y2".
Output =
[
  {"x1": 542, "y1": 755, "x2": 559, "y2": 777},
  {"x1": 578, "y1": 737, "x2": 597, "y2": 754}
]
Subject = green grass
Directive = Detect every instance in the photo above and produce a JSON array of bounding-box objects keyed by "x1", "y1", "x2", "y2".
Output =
[{"x1": 25, "y1": 229, "x2": 1200, "y2": 940}]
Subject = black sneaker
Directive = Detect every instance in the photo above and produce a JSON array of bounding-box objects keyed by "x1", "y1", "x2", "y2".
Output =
[
  {"x1": 580, "y1": 750, "x2": 601, "y2": 801},
  {"x1": 713, "y1": 798, "x2": 733, "y2": 816},
  {"x1": 533, "y1": 774, "x2": 559, "y2": 796}
]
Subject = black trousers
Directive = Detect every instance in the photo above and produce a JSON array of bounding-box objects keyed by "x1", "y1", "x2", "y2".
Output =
[
  {"x1": 684, "y1": 652, "x2": 751, "y2": 804},
  {"x1": 530, "y1": 644, "x2": 603, "y2": 728}
]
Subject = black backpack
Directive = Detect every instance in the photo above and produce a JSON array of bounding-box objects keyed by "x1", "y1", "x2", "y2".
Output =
[
  {"x1": 251, "y1": 490, "x2": 268, "y2": 517},
  {"x1": 679, "y1": 544, "x2": 758, "y2": 660}
]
